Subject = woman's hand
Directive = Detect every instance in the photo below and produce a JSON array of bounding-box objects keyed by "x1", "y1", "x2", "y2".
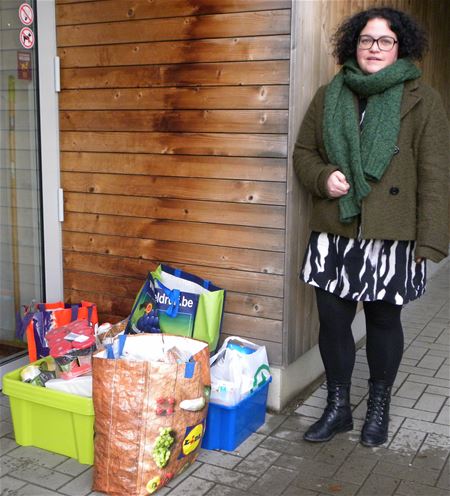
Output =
[
  {"x1": 415, "y1": 257, "x2": 425, "y2": 263},
  {"x1": 326, "y1": 171, "x2": 350, "y2": 198}
]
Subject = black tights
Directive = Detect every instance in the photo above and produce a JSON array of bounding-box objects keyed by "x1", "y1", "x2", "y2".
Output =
[{"x1": 315, "y1": 288, "x2": 404, "y2": 386}]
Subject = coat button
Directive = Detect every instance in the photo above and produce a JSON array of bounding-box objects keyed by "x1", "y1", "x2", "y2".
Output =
[
  {"x1": 393, "y1": 145, "x2": 400, "y2": 155},
  {"x1": 390, "y1": 187, "x2": 400, "y2": 195}
]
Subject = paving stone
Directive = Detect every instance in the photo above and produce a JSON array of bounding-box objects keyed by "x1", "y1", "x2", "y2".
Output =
[
  {"x1": 406, "y1": 374, "x2": 449, "y2": 388},
  {"x1": 0, "y1": 455, "x2": 72, "y2": 490},
  {"x1": 313, "y1": 438, "x2": 356, "y2": 466},
  {"x1": 424, "y1": 433, "x2": 450, "y2": 449},
  {"x1": 390, "y1": 396, "x2": 415, "y2": 408},
  {"x1": 435, "y1": 364, "x2": 450, "y2": 379},
  {"x1": 281, "y1": 485, "x2": 319, "y2": 496},
  {"x1": 7, "y1": 446, "x2": 68, "y2": 469},
  {"x1": 204, "y1": 485, "x2": 249, "y2": 496},
  {"x1": 0, "y1": 475, "x2": 28, "y2": 492},
  {"x1": 391, "y1": 371, "x2": 408, "y2": 389},
  {"x1": 256, "y1": 413, "x2": 286, "y2": 435},
  {"x1": 333, "y1": 453, "x2": 377, "y2": 485},
  {"x1": 273, "y1": 455, "x2": 339, "y2": 477},
  {"x1": 248, "y1": 465, "x2": 297, "y2": 496},
  {"x1": 294, "y1": 404, "x2": 324, "y2": 418},
  {"x1": 389, "y1": 404, "x2": 436, "y2": 422},
  {"x1": 3, "y1": 484, "x2": 61, "y2": 495},
  {"x1": 352, "y1": 445, "x2": 414, "y2": 466},
  {"x1": 166, "y1": 476, "x2": 214, "y2": 495},
  {"x1": 357, "y1": 473, "x2": 400, "y2": 496},
  {"x1": 401, "y1": 357, "x2": 419, "y2": 366},
  {"x1": 395, "y1": 480, "x2": 449, "y2": 496},
  {"x1": 415, "y1": 393, "x2": 446, "y2": 413},
  {"x1": 166, "y1": 460, "x2": 201, "y2": 488},
  {"x1": 0, "y1": 420, "x2": 14, "y2": 437},
  {"x1": 228, "y1": 432, "x2": 266, "y2": 458},
  {"x1": 398, "y1": 364, "x2": 435, "y2": 377},
  {"x1": 417, "y1": 354, "x2": 446, "y2": 370},
  {"x1": 290, "y1": 473, "x2": 360, "y2": 496},
  {"x1": 303, "y1": 395, "x2": 326, "y2": 409},
  {"x1": 351, "y1": 367, "x2": 370, "y2": 381},
  {"x1": 403, "y1": 346, "x2": 428, "y2": 361},
  {"x1": 197, "y1": 450, "x2": 242, "y2": 470},
  {"x1": 435, "y1": 405, "x2": 450, "y2": 425},
  {"x1": 261, "y1": 434, "x2": 322, "y2": 459},
  {"x1": 395, "y1": 381, "x2": 427, "y2": 401},
  {"x1": 436, "y1": 458, "x2": 449, "y2": 491},
  {"x1": 412, "y1": 444, "x2": 449, "y2": 472},
  {"x1": 58, "y1": 467, "x2": 93, "y2": 496},
  {"x1": 403, "y1": 418, "x2": 449, "y2": 437},
  {"x1": 420, "y1": 322, "x2": 448, "y2": 338},
  {"x1": 0, "y1": 404, "x2": 11, "y2": 422},
  {"x1": 373, "y1": 460, "x2": 439, "y2": 485},
  {"x1": 280, "y1": 415, "x2": 315, "y2": 432},
  {"x1": 351, "y1": 377, "x2": 370, "y2": 389},
  {"x1": 0, "y1": 436, "x2": 19, "y2": 455},
  {"x1": 54, "y1": 458, "x2": 91, "y2": 476},
  {"x1": 426, "y1": 343, "x2": 450, "y2": 353},
  {"x1": 193, "y1": 464, "x2": 257, "y2": 490},
  {"x1": 234, "y1": 446, "x2": 280, "y2": 476},
  {"x1": 427, "y1": 348, "x2": 450, "y2": 358},
  {"x1": 389, "y1": 427, "x2": 427, "y2": 452}
]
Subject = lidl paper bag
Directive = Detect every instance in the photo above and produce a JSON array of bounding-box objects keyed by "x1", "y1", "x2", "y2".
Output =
[{"x1": 92, "y1": 334, "x2": 210, "y2": 496}]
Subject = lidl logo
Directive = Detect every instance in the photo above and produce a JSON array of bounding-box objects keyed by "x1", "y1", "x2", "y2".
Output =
[{"x1": 179, "y1": 421, "x2": 204, "y2": 457}]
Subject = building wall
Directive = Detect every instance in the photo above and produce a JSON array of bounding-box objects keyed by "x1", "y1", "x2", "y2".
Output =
[
  {"x1": 56, "y1": 0, "x2": 291, "y2": 365},
  {"x1": 57, "y1": 0, "x2": 448, "y2": 373}
]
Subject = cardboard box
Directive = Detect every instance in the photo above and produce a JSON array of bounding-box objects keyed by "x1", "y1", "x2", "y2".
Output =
[
  {"x1": 202, "y1": 378, "x2": 271, "y2": 451},
  {"x1": 2, "y1": 358, "x2": 94, "y2": 464}
]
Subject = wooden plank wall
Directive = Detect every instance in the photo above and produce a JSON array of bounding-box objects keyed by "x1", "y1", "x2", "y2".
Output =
[
  {"x1": 56, "y1": 0, "x2": 291, "y2": 365},
  {"x1": 286, "y1": 0, "x2": 449, "y2": 364}
]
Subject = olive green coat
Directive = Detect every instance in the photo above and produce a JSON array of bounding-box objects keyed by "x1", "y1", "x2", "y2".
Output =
[{"x1": 293, "y1": 79, "x2": 449, "y2": 263}]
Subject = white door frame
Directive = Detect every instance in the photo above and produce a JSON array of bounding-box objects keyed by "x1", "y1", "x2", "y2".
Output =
[{"x1": 38, "y1": 0, "x2": 64, "y2": 301}]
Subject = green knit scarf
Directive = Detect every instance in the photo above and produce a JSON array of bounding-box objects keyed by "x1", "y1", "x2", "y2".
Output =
[{"x1": 323, "y1": 58, "x2": 421, "y2": 223}]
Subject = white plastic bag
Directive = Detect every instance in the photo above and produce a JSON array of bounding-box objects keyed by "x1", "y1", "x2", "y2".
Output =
[{"x1": 210, "y1": 337, "x2": 271, "y2": 405}]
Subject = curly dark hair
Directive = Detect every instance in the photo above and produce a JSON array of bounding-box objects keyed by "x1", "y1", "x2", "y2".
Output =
[{"x1": 332, "y1": 7, "x2": 428, "y2": 64}]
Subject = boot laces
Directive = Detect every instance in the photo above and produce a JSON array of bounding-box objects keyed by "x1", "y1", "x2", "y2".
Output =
[{"x1": 366, "y1": 394, "x2": 389, "y2": 425}]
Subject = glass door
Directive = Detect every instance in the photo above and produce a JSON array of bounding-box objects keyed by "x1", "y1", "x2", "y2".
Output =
[{"x1": 0, "y1": 0, "x2": 43, "y2": 371}]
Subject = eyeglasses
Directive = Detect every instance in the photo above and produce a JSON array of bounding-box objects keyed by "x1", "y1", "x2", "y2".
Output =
[{"x1": 358, "y1": 35, "x2": 398, "y2": 51}]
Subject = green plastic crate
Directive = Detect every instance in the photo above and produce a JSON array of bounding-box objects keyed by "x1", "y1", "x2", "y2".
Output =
[{"x1": 2, "y1": 358, "x2": 94, "y2": 465}]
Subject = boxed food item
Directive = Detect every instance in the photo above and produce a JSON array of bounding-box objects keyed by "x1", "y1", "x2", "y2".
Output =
[{"x1": 2, "y1": 358, "x2": 94, "y2": 464}]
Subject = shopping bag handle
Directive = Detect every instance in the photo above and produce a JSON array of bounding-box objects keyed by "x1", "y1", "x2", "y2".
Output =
[{"x1": 156, "y1": 280, "x2": 181, "y2": 318}]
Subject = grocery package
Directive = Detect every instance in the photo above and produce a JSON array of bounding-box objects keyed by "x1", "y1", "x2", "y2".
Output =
[
  {"x1": 20, "y1": 359, "x2": 56, "y2": 387},
  {"x1": 92, "y1": 333, "x2": 210, "y2": 496},
  {"x1": 210, "y1": 337, "x2": 271, "y2": 406},
  {"x1": 16, "y1": 300, "x2": 98, "y2": 362},
  {"x1": 127, "y1": 265, "x2": 225, "y2": 352},
  {"x1": 46, "y1": 320, "x2": 96, "y2": 380}
]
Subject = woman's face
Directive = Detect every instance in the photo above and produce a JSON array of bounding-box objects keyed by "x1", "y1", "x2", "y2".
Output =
[{"x1": 356, "y1": 17, "x2": 399, "y2": 74}]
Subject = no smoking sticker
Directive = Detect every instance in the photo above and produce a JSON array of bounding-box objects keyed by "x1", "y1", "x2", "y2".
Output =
[
  {"x1": 19, "y1": 3, "x2": 34, "y2": 26},
  {"x1": 19, "y1": 27, "x2": 34, "y2": 49}
]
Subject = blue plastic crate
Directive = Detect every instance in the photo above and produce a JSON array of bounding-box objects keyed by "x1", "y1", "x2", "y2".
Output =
[{"x1": 202, "y1": 378, "x2": 271, "y2": 451}]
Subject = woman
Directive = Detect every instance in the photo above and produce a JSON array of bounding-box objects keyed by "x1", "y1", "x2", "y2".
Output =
[{"x1": 293, "y1": 7, "x2": 449, "y2": 447}]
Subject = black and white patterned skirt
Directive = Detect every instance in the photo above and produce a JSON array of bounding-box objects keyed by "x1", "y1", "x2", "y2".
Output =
[{"x1": 301, "y1": 231, "x2": 426, "y2": 305}]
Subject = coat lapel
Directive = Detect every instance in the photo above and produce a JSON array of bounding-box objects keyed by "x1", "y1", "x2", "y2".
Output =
[{"x1": 401, "y1": 79, "x2": 422, "y2": 119}]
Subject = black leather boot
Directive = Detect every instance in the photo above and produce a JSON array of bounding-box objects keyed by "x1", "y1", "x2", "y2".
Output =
[
  {"x1": 303, "y1": 382, "x2": 353, "y2": 442},
  {"x1": 360, "y1": 380, "x2": 392, "y2": 447}
]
